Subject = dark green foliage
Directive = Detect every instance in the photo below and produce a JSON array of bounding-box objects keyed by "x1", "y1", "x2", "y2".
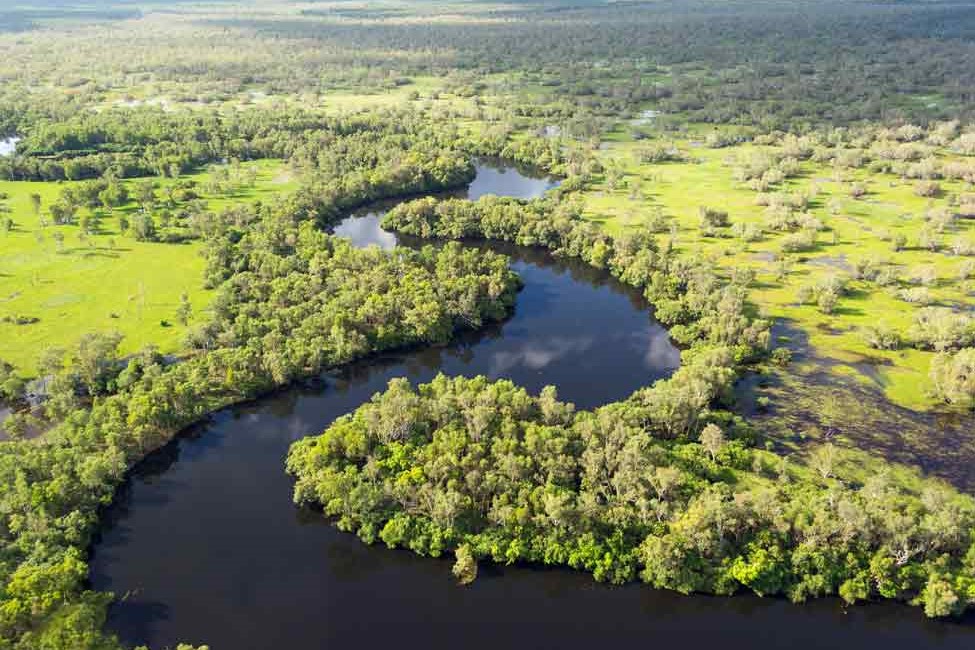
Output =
[
  {"x1": 0, "y1": 361, "x2": 25, "y2": 402},
  {"x1": 289, "y1": 374, "x2": 975, "y2": 616}
]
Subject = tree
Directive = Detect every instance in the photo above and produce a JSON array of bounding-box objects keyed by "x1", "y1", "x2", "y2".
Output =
[
  {"x1": 48, "y1": 200, "x2": 76, "y2": 225},
  {"x1": 909, "y1": 308, "x2": 973, "y2": 351},
  {"x1": 136, "y1": 179, "x2": 157, "y2": 210},
  {"x1": 79, "y1": 212, "x2": 96, "y2": 235},
  {"x1": 914, "y1": 180, "x2": 941, "y2": 198},
  {"x1": 699, "y1": 423, "x2": 726, "y2": 461},
  {"x1": 130, "y1": 213, "x2": 156, "y2": 241},
  {"x1": 98, "y1": 177, "x2": 128, "y2": 211},
  {"x1": 176, "y1": 293, "x2": 192, "y2": 325},
  {"x1": 862, "y1": 322, "x2": 901, "y2": 351},
  {"x1": 452, "y1": 544, "x2": 478, "y2": 585},
  {"x1": 817, "y1": 290, "x2": 838, "y2": 315},
  {"x1": 921, "y1": 577, "x2": 962, "y2": 618},
  {"x1": 930, "y1": 348, "x2": 975, "y2": 408},
  {"x1": 819, "y1": 394, "x2": 843, "y2": 437},
  {"x1": 698, "y1": 206, "x2": 730, "y2": 228},
  {"x1": 0, "y1": 360, "x2": 25, "y2": 401},
  {"x1": 29, "y1": 193, "x2": 41, "y2": 219},
  {"x1": 74, "y1": 331, "x2": 124, "y2": 396},
  {"x1": 809, "y1": 442, "x2": 837, "y2": 479}
]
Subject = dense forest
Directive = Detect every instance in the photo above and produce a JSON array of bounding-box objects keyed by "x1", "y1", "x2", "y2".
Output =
[{"x1": 289, "y1": 373, "x2": 975, "y2": 617}]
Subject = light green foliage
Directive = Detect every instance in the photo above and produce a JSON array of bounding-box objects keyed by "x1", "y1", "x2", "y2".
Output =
[
  {"x1": 453, "y1": 544, "x2": 478, "y2": 585},
  {"x1": 584, "y1": 124, "x2": 975, "y2": 409},
  {"x1": 290, "y1": 375, "x2": 975, "y2": 616},
  {"x1": 699, "y1": 423, "x2": 726, "y2": 461},
  {"x1": 931, "y1": 348, "x2": 975, "y2": 408}
]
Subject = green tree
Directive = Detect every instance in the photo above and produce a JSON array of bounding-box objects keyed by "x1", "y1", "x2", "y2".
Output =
[
  {"x1": 452, "y1": 544, "x2": 478, "y2": 585},
  {"x1": 699, "y1": 423, "x2": 726, "y2": 461},
  {"x1": 29, "y1": 192, "x2": 41, "y2": 219},
  {"x1": 176, "y1": 293, "x2": 192, "y2": 325},
  {"x1": 130, "y1": 213, "x2": 156, "y2": 241}
]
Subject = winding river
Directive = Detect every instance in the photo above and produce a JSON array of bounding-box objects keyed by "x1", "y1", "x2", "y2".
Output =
[{"x1": 90, "y1": 160, "x2": 975, "y2": 649}]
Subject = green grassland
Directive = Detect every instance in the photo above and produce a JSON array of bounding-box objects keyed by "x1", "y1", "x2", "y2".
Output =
[
  {"x1": 0, "y1": 159, "x2": 296, "y2": 373},
  {"x1": 583, "y1": 123, "x2": 975, "y2": 411}
]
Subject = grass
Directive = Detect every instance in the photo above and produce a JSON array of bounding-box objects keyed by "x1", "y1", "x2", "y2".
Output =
[
  {"x1": 0, "y1": 159, "x2": 296, "y2": 374},
  {"x1": 583, "y1": 123, "x2": 975, "y2": 410}
]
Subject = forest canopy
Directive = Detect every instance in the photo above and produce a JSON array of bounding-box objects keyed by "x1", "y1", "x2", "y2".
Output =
[{"x1": 289, "y1": 374, "x2": 975, "y2": 618}]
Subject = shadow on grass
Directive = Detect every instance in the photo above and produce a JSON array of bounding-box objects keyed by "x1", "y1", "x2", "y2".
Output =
[
  {"x1": 62, "y1": 247, "x2": 123, "y2": 259},
  {"x1": 831, "y1": 304, "x2": 865, "y2": 317}
]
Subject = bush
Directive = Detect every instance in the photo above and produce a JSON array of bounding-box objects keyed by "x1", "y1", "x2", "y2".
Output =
[
  {"x1": 770, "y1": 347, "x2": 792, "y2": 366},
  {"x1": 909, "y1": 308, "x2": 974, "y2": 351},
  {"x1": 914, "y1": 180, "x2": 941, "y2": 197},
  {"x1": 930, "y1": 348, "x2": 975, "y2": 408},
  {"x1": 861, "y1": 323, "x2": 902, "y2": 350},
  {"x1": 699, "y1": 206, "x2": 730, "y2": 228}
]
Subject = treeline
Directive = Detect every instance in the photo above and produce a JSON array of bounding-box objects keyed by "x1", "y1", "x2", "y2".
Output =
[
  {"x1": 0, "y1": 102, "x2": 573, "y2": 212},
  {"x1": 382, "y1": 195, "x2": 770, "y2": 360},
  {"x1": 4, "y1": 108, "x2": 489, "y2": 250},
  {"x1": 0, "y1": 106, "x2": 317, "y2": 180},
  {"x1": 141, "y1": 0, "x2": 975, "y2": 128},
  {"x1": 0, "y1": 106, "x2": 454, "y2": 182},
  {"x1": 734, "y1": 124, "x2": 975, "y2": 186},
  {"x1": 289, "y1": 373, "x2": 975, "y2": 617}
]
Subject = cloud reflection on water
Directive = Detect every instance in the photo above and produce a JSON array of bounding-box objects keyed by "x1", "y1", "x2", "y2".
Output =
[
  {"x1": 331, "y1": 214, "x2": 397, "y2": 250},
  {"x1": 634, "y1": 327, "x2": 681, "y2": 371},
  {"x1": 490, "y1": 337, "x2": 594, "y2": 376}
]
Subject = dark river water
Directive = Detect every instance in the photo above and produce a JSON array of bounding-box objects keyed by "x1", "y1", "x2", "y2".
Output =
[{"x1": 89, "y1": 160, "x2": 975, "y2": 649}]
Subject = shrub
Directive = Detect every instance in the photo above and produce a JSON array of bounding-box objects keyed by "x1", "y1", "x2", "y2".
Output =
[{"x1": 914, "y1": 180, "x2": 941, "y2": 197}]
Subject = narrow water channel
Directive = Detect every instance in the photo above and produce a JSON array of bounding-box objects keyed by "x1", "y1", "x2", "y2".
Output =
[{"x1": 89, "y1": 159, "x2": 975, "y2": 650}]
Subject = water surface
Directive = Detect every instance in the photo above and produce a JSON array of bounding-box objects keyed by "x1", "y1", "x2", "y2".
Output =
[{"x1": 331, "y1": 157, "x2": 560, "y2": 250}]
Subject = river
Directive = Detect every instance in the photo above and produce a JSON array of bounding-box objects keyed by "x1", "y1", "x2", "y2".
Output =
[{"x1": 89, "y1": 159, "x2": 975, "y2": 649}]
